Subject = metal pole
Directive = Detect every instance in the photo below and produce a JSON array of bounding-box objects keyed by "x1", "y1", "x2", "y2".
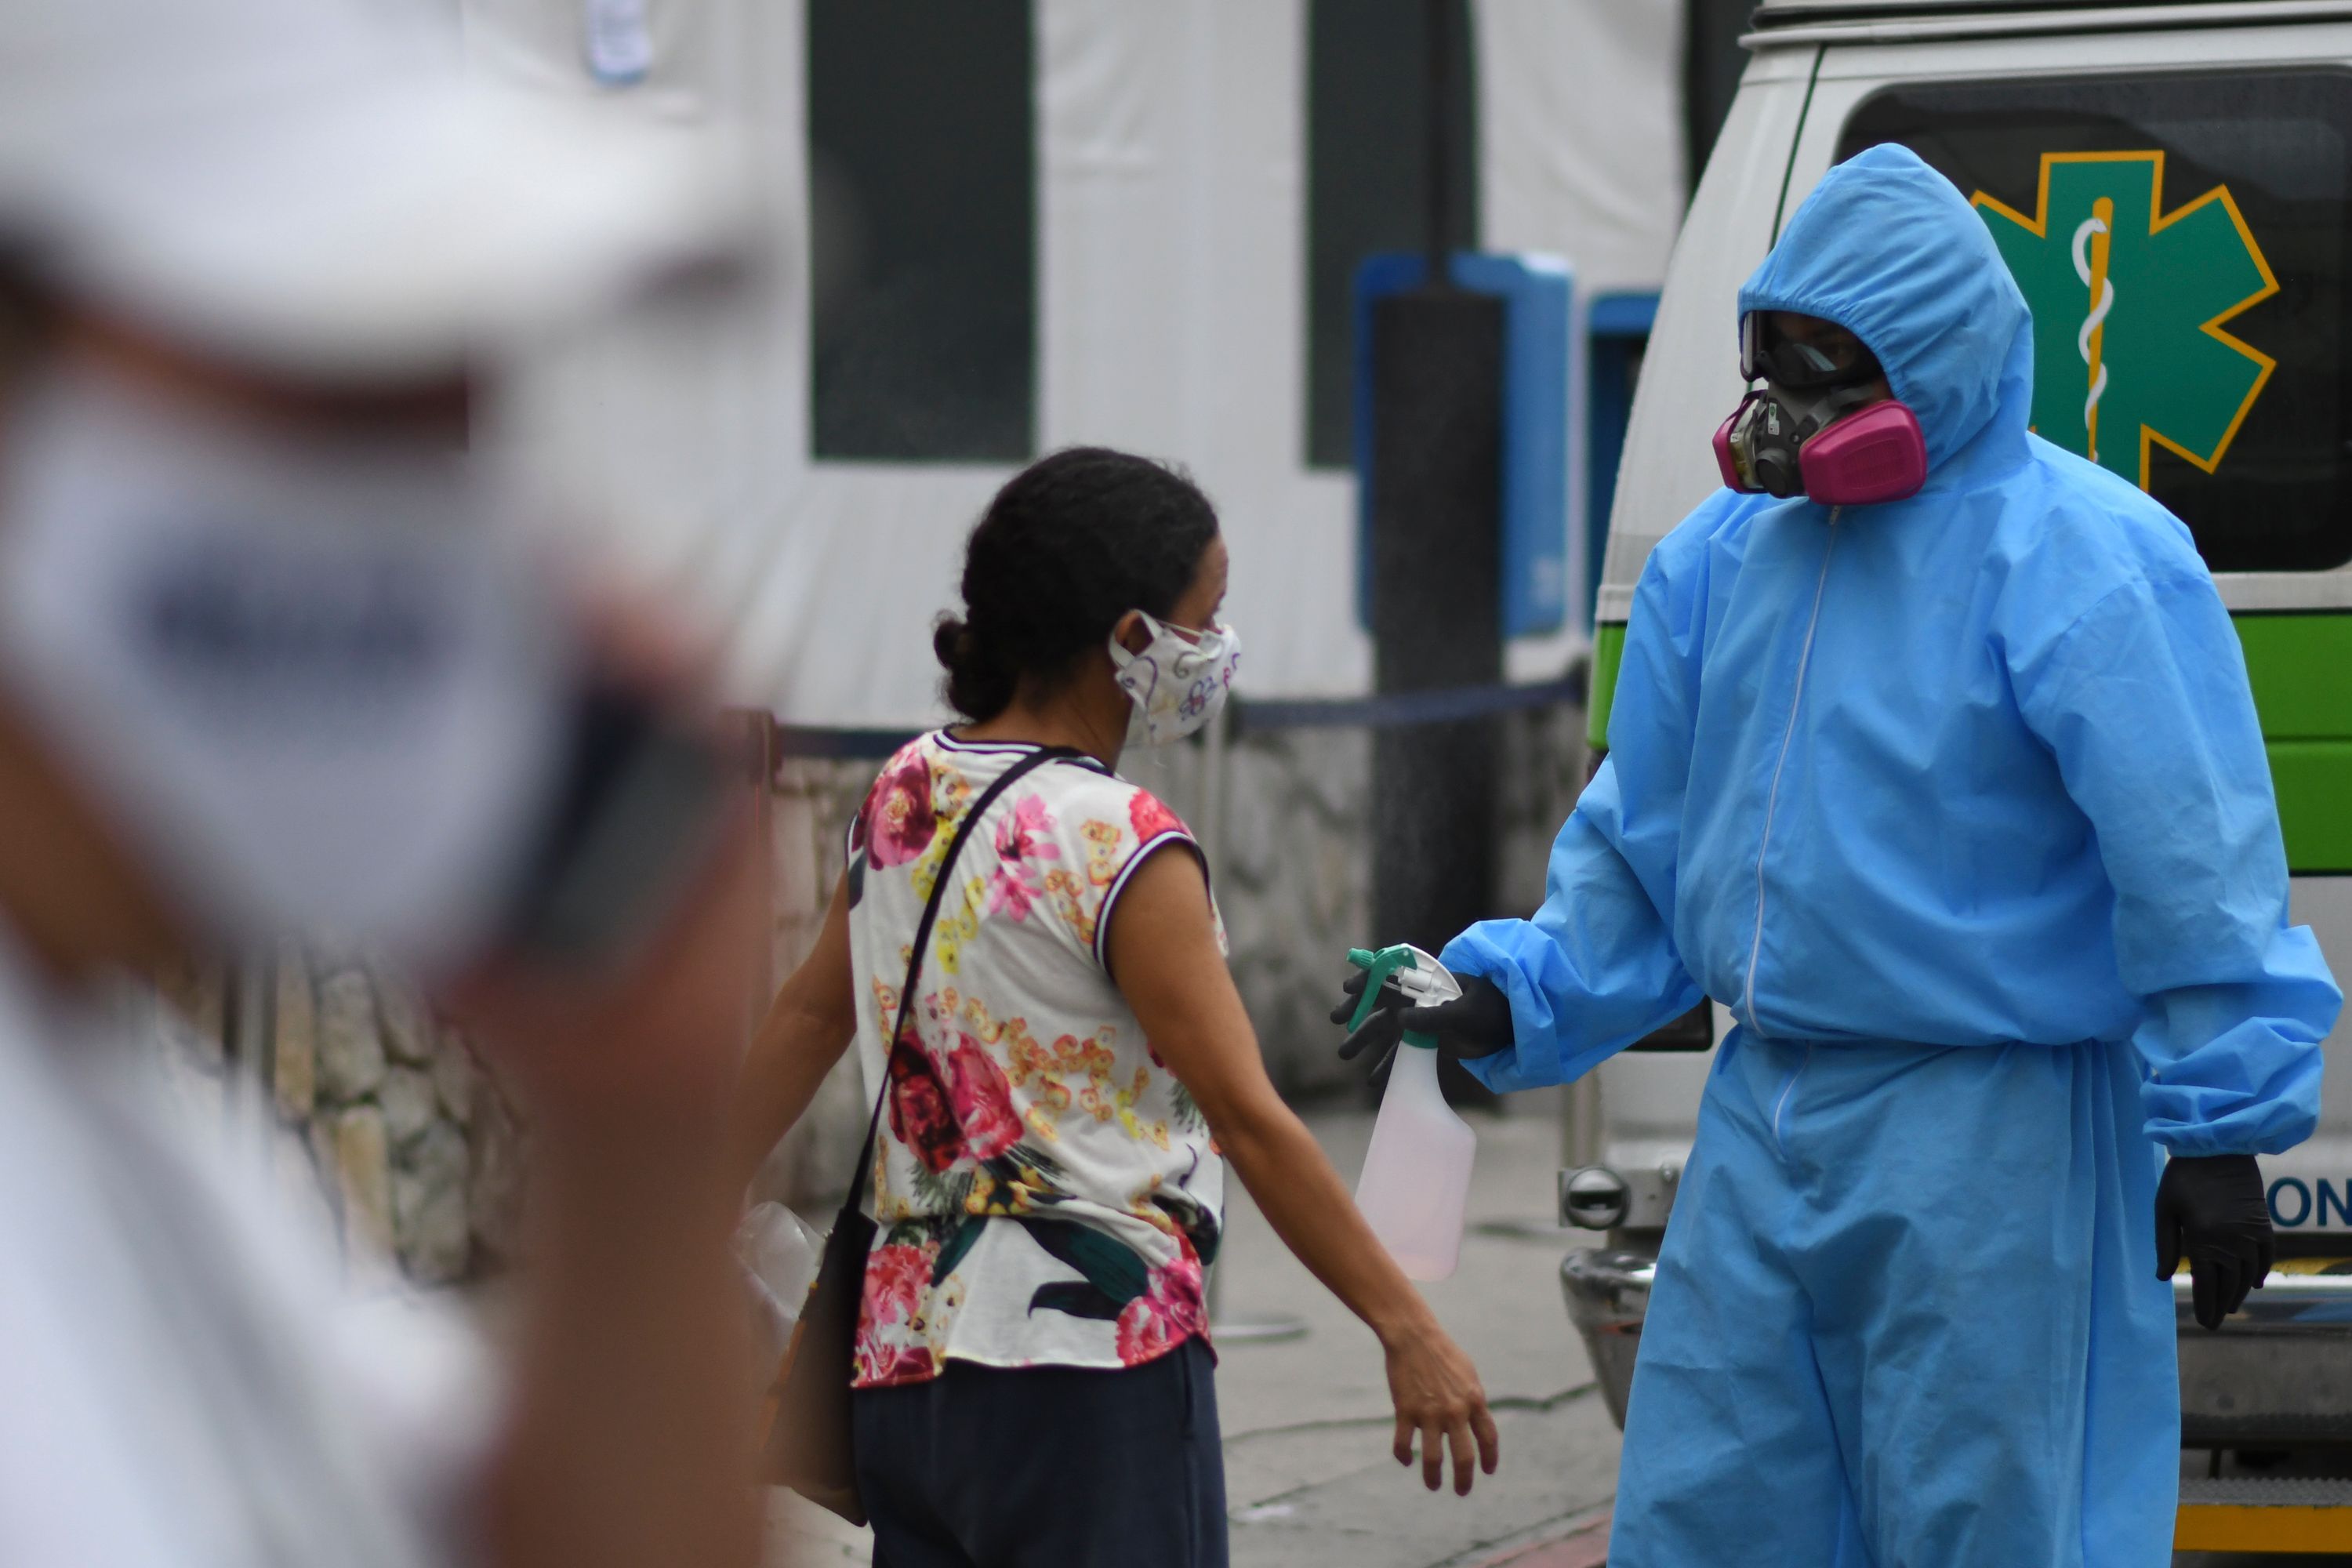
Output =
[{"x1": 1567, "y1": 1074, "x2": 1602, "y2": 1171}]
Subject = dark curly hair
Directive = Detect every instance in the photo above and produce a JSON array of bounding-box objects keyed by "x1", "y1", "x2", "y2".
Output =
[{"x1": 933, "y1": 447, "x2": 1220, "y2": 722}]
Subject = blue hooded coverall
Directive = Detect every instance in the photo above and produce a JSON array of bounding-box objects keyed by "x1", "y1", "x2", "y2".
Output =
[{"x1": 1444, "y1": 145, "x2": 2342, "y2": 1566}]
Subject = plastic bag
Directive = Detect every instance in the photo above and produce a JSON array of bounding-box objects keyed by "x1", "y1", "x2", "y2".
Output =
[{"x1": 736, "y1": 1201, "x2": 823, "y2": 1366}]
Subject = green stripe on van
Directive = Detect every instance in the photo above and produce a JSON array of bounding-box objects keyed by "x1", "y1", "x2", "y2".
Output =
[
  {"x1": 2236, "y1": 614, "x2": 2352, "y2": 740},
  {"x1": 2235, "y1": 614, "x2": 2352, "y2": 873},
  {"x1": 1589, "y1": 621, "x2": 1627, "y2": 751},
  {"x1": 2267, "y1": 742, "x2": 2352, "y2": 873}
]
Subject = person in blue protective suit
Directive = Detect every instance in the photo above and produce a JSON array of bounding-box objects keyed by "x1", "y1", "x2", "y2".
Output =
[{"x1": 1337, "y1": 143, "x2": 2342, "y2": 1566}]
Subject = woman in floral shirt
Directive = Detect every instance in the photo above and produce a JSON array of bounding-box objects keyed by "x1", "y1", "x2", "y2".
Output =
[
  {"x1": 840, "y1": 729, "x2": 1225, "y2": 1387},
  {"x1": 731, "y1": 448, "x2": 1497, "y2": 1567}
]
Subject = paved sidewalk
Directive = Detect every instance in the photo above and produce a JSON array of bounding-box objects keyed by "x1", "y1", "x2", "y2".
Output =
[
  {"x1": 768, "y1": 1089, "x2": 1624, "y2": 1566},
  {"x1": 764, "y1": 1094, "x2": 2352, "y2": 1568},
  {"x1": 1214, "y1": 1091, "x2": 1620, "y2": 1568}
]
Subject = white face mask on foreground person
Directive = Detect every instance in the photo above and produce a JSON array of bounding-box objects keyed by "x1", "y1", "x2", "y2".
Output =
[
  {"x1": 0, "y1": 2, "x2": 777, "y2": 1567},
  {"x1": 0, "y1": 359, "x2": 568, "y2": 968}
]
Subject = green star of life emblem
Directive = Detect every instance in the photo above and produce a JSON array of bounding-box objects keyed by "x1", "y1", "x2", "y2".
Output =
[{"x1": 1972, "y1": 151, "x2": 2277, "y2": 488}]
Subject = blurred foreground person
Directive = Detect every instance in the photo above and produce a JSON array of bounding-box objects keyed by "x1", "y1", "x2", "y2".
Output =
[
  {"x1": 732, "y1": 448, "x2": 1498, "y2": 1567},
  {"x1": 1344, "y1": 147, "x2": 2340, "y2": 1566},
  {"x1": 0, "y1": 2, "x2": 768, "y2": 1566}
]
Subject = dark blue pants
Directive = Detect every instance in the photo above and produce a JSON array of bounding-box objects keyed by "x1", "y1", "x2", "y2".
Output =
[{"x1": 851, "y1": 1339, "x2": 1228, "y2": 1568}]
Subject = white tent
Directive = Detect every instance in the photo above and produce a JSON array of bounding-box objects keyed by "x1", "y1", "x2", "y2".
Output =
[{"x1": 466, "y1": 0, "x2": 1686, "y2": 730}]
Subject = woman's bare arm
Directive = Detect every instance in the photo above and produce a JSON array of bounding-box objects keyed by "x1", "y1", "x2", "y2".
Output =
[
  {"x1": 1106, "y1": 848, "x2": 1501, "y2": 1495},
  {"x1": 725, "y1": 872, "x2": 861, "y2": 1195}
]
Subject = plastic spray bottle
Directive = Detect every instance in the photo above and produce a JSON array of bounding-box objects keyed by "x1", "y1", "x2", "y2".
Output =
[{"x1": 1347, "y1": 944, "x2": 1476, "y2": 1280}]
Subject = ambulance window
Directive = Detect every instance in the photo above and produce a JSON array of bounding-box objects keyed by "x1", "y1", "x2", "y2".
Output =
[
  {"x1": 1838, "y1": 71, "x2": 2352, "y2": 574},
  {"x1": 808, "y1": 0, "x2": 1036, "y2": 463}
]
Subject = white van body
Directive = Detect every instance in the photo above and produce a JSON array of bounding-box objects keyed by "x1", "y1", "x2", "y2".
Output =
[{"x1": 1566, "y1": 0, "x2": 2352, "y2": 1490}]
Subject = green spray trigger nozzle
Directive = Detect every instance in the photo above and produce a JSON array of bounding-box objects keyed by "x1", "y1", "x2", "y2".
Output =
[{"x1": 1346, "y1": 944, "x2": 1458, "y2": 1051}]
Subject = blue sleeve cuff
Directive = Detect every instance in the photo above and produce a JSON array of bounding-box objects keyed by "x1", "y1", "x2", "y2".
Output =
[
  {"x1": 1442, "y1": 922, "x2": 1570, "y2": 1094},
  {"x1": 2140, "y1": 1022, "x2": 2325, "y2": 1157},
  {"x1": 1440, "y1": 919, "x2": 1702, "y2": 1094},
  {"x1": 2137, "y1": 926, "x2": 2336, "y2": 1156}
]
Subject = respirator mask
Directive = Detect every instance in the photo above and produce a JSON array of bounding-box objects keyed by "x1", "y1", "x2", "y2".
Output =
[
  {"x1": 1108, "y1": 612, "x2": 1240, "y2": 747},
  {"x1": 0, "y1": 361, "x2": 725, "y2": 976},
  {"x1": 1713, "y1": 313, "x2": 1927, "y2": 506}
]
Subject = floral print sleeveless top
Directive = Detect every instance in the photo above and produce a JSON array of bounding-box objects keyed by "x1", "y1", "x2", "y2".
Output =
[{"x1": 844, "y1": 731, "x2": 1225, "y2": 1387}]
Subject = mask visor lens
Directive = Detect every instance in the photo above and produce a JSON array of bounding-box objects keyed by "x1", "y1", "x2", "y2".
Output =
[{"x1": 1751, "y1": 316, "x2": 1880, "y2": 390}]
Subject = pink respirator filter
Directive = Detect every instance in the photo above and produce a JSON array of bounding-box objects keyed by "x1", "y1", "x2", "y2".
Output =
[
  {"x1": 1712, "y1": 408, "x2": 1750, "y2": 493},
  {"x1": 1800, "y1": 400, "x2": 1927, "y2": 506},
  {"x1": 1711, "y1": 405, "x2": 1750, "y2": 492}
]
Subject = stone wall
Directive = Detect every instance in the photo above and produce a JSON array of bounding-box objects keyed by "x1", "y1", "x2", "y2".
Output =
[
  {"x1": 136, "y1": 698, "x2": 1592, "y2": 1258},
  {"x1": 147, "y1": 953, "x2": 524, "y2": 1290},
  {"x1": 1215, "y1": 702, "x2": 1590, "y2": 1099},
  {"x1": 1217, "y1": 727, "x2": 1372, "y2": 1099},
  {"x1": 1496, "y1": 699, "x2": 1594, "y2": 913},
  {"x1": 749, "y1": 757, "x2": 877, "y2": 1214}
]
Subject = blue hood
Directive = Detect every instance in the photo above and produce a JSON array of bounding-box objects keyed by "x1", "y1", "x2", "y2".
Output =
[{"x1": 1740, "y1": 143, "x2": 2034, "y2": 470}]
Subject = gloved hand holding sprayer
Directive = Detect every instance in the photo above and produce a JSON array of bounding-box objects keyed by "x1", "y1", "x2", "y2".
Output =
[{"x1": 1330, "y1": 949, "x2": 1514, "y2": 1280}]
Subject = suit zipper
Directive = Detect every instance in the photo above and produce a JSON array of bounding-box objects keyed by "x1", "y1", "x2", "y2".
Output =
[{"x1": 1742, "y1": 506, "x2": 1840, "y2": 1034}]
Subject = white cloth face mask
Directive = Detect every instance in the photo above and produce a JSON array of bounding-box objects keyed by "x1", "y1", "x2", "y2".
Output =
[
  {"x1": 0, "y1": 361, "x2": 571, "y2": 972},
  {"x1": 1107, "y1": 612, "x2": 1240, "y2": 747}
]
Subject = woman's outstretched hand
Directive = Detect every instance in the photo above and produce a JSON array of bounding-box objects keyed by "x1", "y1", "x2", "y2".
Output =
[{"x1": 1380, "y1": 1312, "x2": 1501, "y2": 1495}]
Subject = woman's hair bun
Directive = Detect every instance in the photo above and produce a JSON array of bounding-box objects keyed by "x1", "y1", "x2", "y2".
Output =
[
  {"x1": 934, "y1": 612, "x2": 1017, "y2": 724},
  {"x1": 932, "y1": 615, "x2": 974, "y2": 672}
]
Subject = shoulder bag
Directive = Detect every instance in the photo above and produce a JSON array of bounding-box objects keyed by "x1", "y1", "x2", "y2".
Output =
[{"x1": 761, "y1": 744, "x2": 1083, "y2": 1522}]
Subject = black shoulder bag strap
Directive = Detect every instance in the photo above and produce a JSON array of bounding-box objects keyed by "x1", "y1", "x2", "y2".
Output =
[
  {"x1": 767, "y1": 743, "x2": 1086, "y2": 1519},
  {"x1": 851, "y1": 744, "x2": 1085, "y2": 1199}
]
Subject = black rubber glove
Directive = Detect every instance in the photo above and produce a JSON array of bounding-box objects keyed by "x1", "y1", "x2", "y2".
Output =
[
  {"x1": 2156, "y1": 1153, "x2": 2274, "y2": 1330},
  {"x1": 1330, "y1": 967, "x2": 1514, "y2": 1080}
]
